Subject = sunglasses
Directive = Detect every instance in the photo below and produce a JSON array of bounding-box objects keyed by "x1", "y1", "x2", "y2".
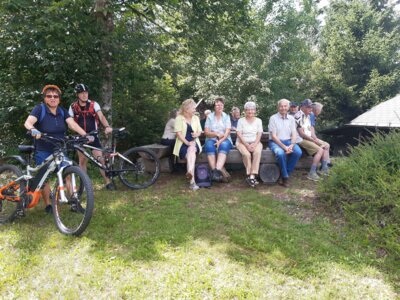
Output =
[{"x1": 45, "y1": 94, "x2": 60, "y2": 99}]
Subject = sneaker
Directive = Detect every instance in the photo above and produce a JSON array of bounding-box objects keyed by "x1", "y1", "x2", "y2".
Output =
[
  {"x1": 307, "y1": 172, "x2": 320, "y2": 181},
  {"x1": 105, "y1": 182, "x2": 116, "y2": 190},
  {"x1": 278, "y1": 177, "x2": 289, "y2": 188},
  {"x1": 45, "y1": 204, "x2": 53, "y2": 214},
  {"x1": 212, "y1": 169, "x2": 223, "y2": 182},
  {"x1": 319, "y1": 168, "x2": 329, "y2": 176},
  {"x1": 16, "y1": 208, "x2": 25, "y2": 218},
  {"x1": 189, "y1": 182, "x2": 200, "y2": 191}
]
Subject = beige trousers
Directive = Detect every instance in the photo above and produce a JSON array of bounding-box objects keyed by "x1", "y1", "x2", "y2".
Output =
[{"x1": 236, "y1": 142, "x2": 263, "y2": 175}]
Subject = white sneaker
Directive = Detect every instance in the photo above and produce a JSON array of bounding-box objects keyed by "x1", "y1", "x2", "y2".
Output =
[{"x1": 189, "y1": 183, "x2": 200, "y2": 191}]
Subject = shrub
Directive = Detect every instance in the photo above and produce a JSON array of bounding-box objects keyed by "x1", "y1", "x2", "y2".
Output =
[{"x1": 318, "y1": 131, "x2": 400, "y2": 257}]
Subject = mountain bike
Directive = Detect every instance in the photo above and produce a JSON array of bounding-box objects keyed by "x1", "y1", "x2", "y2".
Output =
[
  {"x1": 0, "y1": 134, "x2": 94, "y2": 236},
  {"x1": 75, "y1": 127, "x2": 160, "y2": 189}
]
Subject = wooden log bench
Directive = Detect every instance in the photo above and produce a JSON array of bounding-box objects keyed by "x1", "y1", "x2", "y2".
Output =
[{"x1": 140, "y1": 132, "x2": 313, "y2": 183}]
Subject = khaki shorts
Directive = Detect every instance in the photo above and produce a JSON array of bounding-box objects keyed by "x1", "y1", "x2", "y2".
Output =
[{"x1": 299, "y1": 139, "x2": 321, "y2": 156}]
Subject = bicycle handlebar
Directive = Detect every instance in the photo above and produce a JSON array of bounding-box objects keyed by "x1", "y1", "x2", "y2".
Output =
[{"x1": 27, "y1": 131, "x2": 93, "y2": 149}]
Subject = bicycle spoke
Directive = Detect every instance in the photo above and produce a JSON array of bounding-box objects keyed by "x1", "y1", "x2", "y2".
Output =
[
  {"x1": 52, "y1": 166, "x2": 94, "y2": 236},
  {"x1": 118, "y1": 148, "x2": 160, "y2": 189},
  {"x1": 0, "y1": 165, "x2": 24, "y2": 223}
]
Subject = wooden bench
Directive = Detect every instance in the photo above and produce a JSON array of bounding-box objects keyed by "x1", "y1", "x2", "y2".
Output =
[{"x1": 140, "y1": 132, "x2": 313, "y2": 183}]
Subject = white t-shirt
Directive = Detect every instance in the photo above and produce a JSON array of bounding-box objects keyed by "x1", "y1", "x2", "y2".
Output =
[
  {"x1": 162, "y1": 118, "x2": 176, "y2": 139},
  {"x1": 237, "y1": 117, "x2": 263, "y2": 143}
]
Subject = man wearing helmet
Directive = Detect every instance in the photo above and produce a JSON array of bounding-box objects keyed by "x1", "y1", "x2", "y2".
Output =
[{"x1": 69, "y1": 83, "x2": 114, "y2": 190}]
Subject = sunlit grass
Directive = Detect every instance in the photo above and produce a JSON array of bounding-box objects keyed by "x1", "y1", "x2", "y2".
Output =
[{"x1": 0, "y1": 172, "x2": 398, "y2": 299}]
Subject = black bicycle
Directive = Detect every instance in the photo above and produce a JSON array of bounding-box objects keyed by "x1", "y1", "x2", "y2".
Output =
[
  {"x1": 74, "y1": 127, "x2": 160, "y2": 189},
  {"x1": 0, "y1": 134, "x2": 94, "y2": 236}
]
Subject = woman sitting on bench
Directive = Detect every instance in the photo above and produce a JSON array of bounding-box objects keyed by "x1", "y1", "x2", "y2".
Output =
[
  {"x1": 173, "y1": 99, "x2": 202, "y2": 191},
  {"x1": 235, "y1": 101, "x2": 263, "y2": 187},
  {"x1": 204, "y1": 96, "x2": 233, "y2": 182}
]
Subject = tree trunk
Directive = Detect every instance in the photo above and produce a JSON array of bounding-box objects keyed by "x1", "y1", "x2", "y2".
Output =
[{"x1": 94, "y1": 0, "x2": 114, "y2": 124}]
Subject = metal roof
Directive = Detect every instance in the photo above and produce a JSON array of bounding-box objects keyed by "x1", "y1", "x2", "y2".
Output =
[{"x1": 349, "y1": 94, "x2": 400, "y2": 128}]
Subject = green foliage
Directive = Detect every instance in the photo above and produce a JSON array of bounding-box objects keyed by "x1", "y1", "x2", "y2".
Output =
[
  {"x1": 319, "y1": 131, "x2": 400, "y2": 257},
  {"x1": 312, "y1": 0, "x2": 400, "y2": 125}
]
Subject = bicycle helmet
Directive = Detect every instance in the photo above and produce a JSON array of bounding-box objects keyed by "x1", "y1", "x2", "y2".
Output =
[
  {"x1": 42, "y1": 84, "x2": 62, "y2": 95},
  {"x1": 75, "y1": 83, "x2": 89, "y2": 93}
]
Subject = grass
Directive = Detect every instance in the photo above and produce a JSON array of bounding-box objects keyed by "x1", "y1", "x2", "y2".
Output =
[{"x1": 0, "y1": 171, "x2": 398, "y2": 299}]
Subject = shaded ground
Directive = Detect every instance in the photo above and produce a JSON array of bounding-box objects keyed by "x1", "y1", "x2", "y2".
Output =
[{"x1": 156, "y1": 168, "x2": 331, "y2": 225}]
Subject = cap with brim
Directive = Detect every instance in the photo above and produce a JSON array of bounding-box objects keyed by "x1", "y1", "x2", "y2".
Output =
[
  {"x1": 301, "y1": 99, "x2": 313, "y2": 107},
  {"x1": 290, "y1": 102, "x2": 298, "y2": 107}
]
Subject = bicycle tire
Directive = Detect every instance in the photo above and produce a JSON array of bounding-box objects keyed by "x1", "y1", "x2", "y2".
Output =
[
  {"x1": 0, "y1": 164, "x2": 24, "y2": 223},
  {"x1": 52, "y1": 166, "x2": 94, "y2": 236},
  {"x1": 118, "y1": 147, "x2": 160, "y2": 189}
]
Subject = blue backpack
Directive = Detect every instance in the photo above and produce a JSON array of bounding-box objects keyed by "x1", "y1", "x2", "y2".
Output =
[{"x1": 195, "y1": 164, "x2": 212, "y2": 188}]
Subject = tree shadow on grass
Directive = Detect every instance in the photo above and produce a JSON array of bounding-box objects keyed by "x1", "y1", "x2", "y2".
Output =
[
  {"x1": 4, "y1": 173, "x2": 398, "y2": 291},
  {"x1": 81, "y1": 175, "x2": 399, "y2": 288}
]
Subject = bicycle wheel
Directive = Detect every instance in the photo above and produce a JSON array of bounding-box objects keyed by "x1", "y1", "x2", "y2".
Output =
[
  {"x1": 0, "y1": 164, "x2": 24, "y2": 223},
  {"x1": 52, "y1": 166, "x2": 94, "y2": 236},
  {"x1": 118, "y1": 147, "x2": 160, "y2": 189}
]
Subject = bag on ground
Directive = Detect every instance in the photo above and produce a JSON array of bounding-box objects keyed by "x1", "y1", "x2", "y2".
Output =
[{"x1": 195, "y1": 163, "x2": 212, "y2": 188}]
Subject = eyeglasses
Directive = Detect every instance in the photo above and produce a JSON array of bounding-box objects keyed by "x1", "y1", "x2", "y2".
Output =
[{"x1": 45, "y1": 95, "x2": 60, "y2": 99}]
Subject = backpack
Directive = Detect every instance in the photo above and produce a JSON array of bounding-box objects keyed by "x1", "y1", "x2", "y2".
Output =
[
  {"x1": 71, "y1": 100, "x2": 99, "y2": 131},
  {"x1": 195, "y1": 163, "x2": 212, "y2": 188},
  {"x1": 39, "y1": 103, "x2": 64, "y2": 123}
]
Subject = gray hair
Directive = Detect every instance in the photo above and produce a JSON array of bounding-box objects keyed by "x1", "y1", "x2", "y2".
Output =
[
  {"x1": 312, "y1": 102, "x2": 323, "y2": 112},
  {"x1": 277, "y1": 98, "x2": 290, "y2": 108},
  {"x1": 231, "y1": 106, "x2": 240, "y2": 113},
  {"x1": 244, "y1": 101, "x2": 256, "y2": 110}
]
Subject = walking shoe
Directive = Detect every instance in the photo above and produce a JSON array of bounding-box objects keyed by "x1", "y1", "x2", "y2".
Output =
[
  {"x1": 45, "y1": 204, "x2": 53, "y2": 214},
  {"x1": 319, "y1": 168, "x2": 329, "y2": 176},
  {"x1": 307, "y1": 172, "x2": 320, "y2": 181},
  {"x1": 105, "y1": 182, "x2": 116, "y2": 190},
  {"x1": 16, "y1": 208, "x2": 25, "y2": 218},
  {"x1": 211, "y1": 169, "x2": 222, "y2": 182},
  {"x1": 189, "y1": 182, "x2": 200, "y2": 191},
  {"x1": 278, "y1": 177, "x2": 289, "y2": 188}
]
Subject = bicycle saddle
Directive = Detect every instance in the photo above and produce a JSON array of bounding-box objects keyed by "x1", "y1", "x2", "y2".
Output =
[{"x1": 18, "y1": 145, "x2": 35, "y2": 153}]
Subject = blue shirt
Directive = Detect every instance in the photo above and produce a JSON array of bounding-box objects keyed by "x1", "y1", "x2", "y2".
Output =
[
  {"x1": 30, "y1": 104, "x2": 70, "y2": 151},
  {"x1": 310, "y1": 112, "x2": 316, "y2": 127}
]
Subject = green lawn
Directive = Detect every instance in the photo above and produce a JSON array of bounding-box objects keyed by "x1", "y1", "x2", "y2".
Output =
[{"x1": 0, "y1": 171, "x2": 398, "y2": 299}]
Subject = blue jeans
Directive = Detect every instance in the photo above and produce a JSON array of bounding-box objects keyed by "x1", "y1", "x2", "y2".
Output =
[
  {"x1": 268, "y1": 140, "x2": 302, "y2": 178},
  {"x1": 205, "y1": 138, "x2": 232, "y2": 155},
  {"x1": 35, "y1": 150, "x2": 53, "y2": 165}
]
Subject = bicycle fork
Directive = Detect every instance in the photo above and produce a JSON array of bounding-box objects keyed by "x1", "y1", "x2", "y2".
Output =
[{"x1": 56, "y1": 167, "x2": 77, "y2": 203}]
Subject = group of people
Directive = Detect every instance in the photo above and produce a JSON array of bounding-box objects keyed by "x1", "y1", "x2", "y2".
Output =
[
  {"x1": 162, "y1": 97, "x2": 330, "y2": 190},
  {"x1": 24, "y1": 84, "x2": 114, "y2": 213}
]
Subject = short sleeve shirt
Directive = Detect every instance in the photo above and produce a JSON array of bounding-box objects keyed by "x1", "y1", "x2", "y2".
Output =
[
  {"x1": 68, "y1": 100, "x2": 101, "y2": 132},
  {"x1": 268, "y1": 113, "x2": 297, "y2": 141},
  {"x1": 237, "y1": 117, "x2": 263, "y2": 143},
  {"x1": 205, "y1": 112, "x2": 232, "y2": 143},
  {"x1": 30, "y1": 104, "x2": 70, "y2": 151},
  {"x1": 294, "y1": 110, "x2": 312, "y2": 137}
]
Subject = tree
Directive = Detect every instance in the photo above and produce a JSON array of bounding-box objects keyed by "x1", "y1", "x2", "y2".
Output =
[{"x1": 312, "y1": 0, "x2": 400, "y2": 125}]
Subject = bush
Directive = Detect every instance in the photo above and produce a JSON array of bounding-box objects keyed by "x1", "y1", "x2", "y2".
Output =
[{"x1": 318, "y1": 131, "x2": 400, "y2": 257}]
